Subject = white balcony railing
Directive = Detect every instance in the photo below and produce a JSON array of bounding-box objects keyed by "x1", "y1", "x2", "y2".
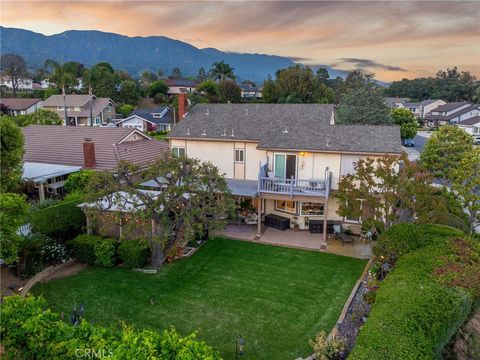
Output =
[{"x1": 259, "y1": 177, "x2": 328, "y2": 197}]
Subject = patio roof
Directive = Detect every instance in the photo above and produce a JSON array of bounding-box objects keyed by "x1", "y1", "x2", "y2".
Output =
[
  {"x1": 225, "y1": 178, "x2": 258, "y2": 197},
  {"x1": 22, "y1": 162, "x2": 82, "y2": 183}
]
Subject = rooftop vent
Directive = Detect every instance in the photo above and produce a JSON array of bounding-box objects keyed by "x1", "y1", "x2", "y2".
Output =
[
  {"x1": 222, "y1": 128, "x2": 227, "y2": 136},
  {"x1": 186, "y1": 128, "x2": 190, "y2": 136},
  {"x1": 201, "y1": 129, "x2": 207, "y2": 136},
  {"x1": 245, "y1": 108, "x2": 248, "y2": 116},
  {"x1": 205, "y1": 108, "x2": 209, "y2": 116},
  {"x1": 326, "y1": 138, "x2": 330, "y2": 147},
  {"x1": 282, "y1": 127, "x2": 288, "y2": 134},
  {"x1": 230, "y1": 129, "x2": 235, "y2": 137}
]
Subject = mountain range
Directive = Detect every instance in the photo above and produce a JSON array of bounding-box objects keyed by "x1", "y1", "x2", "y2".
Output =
[{"x1": 0, "y1": 27, "x2": 347, "y2": 83}]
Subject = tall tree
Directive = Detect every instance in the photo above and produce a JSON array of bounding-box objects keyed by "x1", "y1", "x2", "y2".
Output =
[
  {"x1": 85, "y1": 157, "x2": 234, "y2": 268},
  {"x1": 44, "y1": 60, "x2": 77, "y2": 125},
  {"x1": 0, "y1": 193, "x2": 29, "y2": 264},
  {"x1": 336, "y1": 154, "x2": 436, "y2": 230},
  {"x1": 336, "y1": 84, "x2": 392, "y2": 124},
  {"x1": 170, "y1": 67, "x2": 182, "y2": 80},
  {"x1": 210, "y1": 61, "x2": 235, "y2": 82},
  {"x1": 218, "y1": 80, "x2": 241, "y2": 103},
  {"x1": 390, "y1": 108, "x2": 418, "y2": 139},
  {"x1": 87, "y1": 62, "x2": 117, "y2": 99},
  {"x1": 274, "y1": 65, "x2": 314, "y2": 103},
  {"x1": 0, "y1": 116, "x2": 24, "y2": 192},
  {"x1": 196, "y1": 67, "x2": 207, "y2": 82},
  {"x1": 261, "y1": 76, "x2": 279, "y2": 103},
  {"x1": 0, "y1": 54, "x2": 28, "y2": 98},
  {"x1": 117, "y1": 80, "x2": 140, "y2": 105},
  {"x1": 196, "y1": 80, "x2": 218, "y2": 102},
  {"x1": 316, "y1": 67, "x2": 330, "y2": 84}
]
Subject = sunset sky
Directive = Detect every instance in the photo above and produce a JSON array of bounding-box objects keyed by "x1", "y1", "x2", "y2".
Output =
[{"x1": 1, "y1": 0, "x2": 479, "y2": 81}]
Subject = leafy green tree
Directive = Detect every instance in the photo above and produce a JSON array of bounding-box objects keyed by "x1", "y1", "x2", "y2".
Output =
[
  {"x1": 139, "y1": 70, "x2": 157, "y2": 95},
  {"x1": 0, "y1": 53, "x2": 28, "y2": 98},
  {"x1": 210, "y1": 61, "x2": 235, "y2": 81},
  {"x1": 14, "y1": 110, "x2": 62, "y2": 127},
  {"x1": 0, "y1": 116, "x2": 24, "y2": 192},
  {"x1": 336, "y1": 154, "x2": 435, "y2": 229},
  {"x1": 196, "y1": 80, "x2": 218, "y2": 102},
  {"x1": 262, "y1": 76, "x2": 279, "y2": 103},
  {"x1": 148, "y1": 80, "x2": 168, "y2": 98},
  {"x1": 419, "y1": 126, "x2": 474, "y2": 178},
  {"x1": 85, "y1": 157, "x2": 234, "y2": 268},
  {"x1": 117, "y1": 104, "x2": 135, "y2": 118},
  {"x1": 336, "y1": 84, "x2": 392, "y2": 124},
  {"x1": 117, "y1": 80, "x2": 140, "y2": 105},
  {"x1": 64, "y1": 170, "x2": 95, "y2": 194},
  {"x1": 44, "y1": 60, "x2": 77, "y2": 124},
  {"x1": 420, "y1": 126, "x2": 479, "y2": 233},
  {"x1": 0, "y1": 193, "x2": 29, "y2": 264},
  {"x1": 316, "y1": 67, "x2": 330, "y2": 84},
  {"x1": 391, "y1": 108, "x2": 418, "y2": 139},
  {"x1": 170, "y1": 67, "x2": 182, "y2": 80},
  {"x1": 218, "y1": 80, "x2": 241, "y2": 103},
  {"x1": 86, "y1": 62, "x2": 117, "y2": 99},
  {"x1": 275, "y1": 65, "x2": 314, "y2": 103}
]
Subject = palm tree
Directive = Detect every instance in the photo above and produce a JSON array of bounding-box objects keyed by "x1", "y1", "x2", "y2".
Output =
[
  {"x1": 209, "y1": 61, "x2": 235, "y2": 82},
  {"x1": 44, "y1": 60, "x2": 77, "y2": 125}
]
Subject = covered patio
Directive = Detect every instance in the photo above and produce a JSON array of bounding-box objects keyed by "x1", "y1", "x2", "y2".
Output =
[{"x1": 217, "y1": 225, "x2": 372, "y2": 259}]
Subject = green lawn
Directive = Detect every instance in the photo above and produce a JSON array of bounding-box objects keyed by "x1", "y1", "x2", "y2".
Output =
[{"x1": 33, "y1": 238, "x2": 366, "y2": 359}]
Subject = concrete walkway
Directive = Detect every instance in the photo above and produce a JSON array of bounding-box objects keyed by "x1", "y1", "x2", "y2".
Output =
[{"x1": 217, "y1": 225, "x2": 372, "y2": 259}]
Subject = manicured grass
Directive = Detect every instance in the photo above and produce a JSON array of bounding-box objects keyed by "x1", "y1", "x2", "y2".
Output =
[{"x1": 33, "y1": 238, "x2": 366, "y2": 359}]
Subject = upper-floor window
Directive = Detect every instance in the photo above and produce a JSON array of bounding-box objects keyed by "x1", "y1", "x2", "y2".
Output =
[
  {"x1": 106, "y1": 105, "x2": 114, "y2": 112},
  {"x1": 172, "y1": 147, "x2": 186, "y2": 158},
  {"x1": 235, "y1": 149, "x2": 245, "y2": 163}
]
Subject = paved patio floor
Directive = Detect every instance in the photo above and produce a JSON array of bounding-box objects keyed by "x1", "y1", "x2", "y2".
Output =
[{"x1": 217, "y1": 224, "x2": 372, "y2": 259}]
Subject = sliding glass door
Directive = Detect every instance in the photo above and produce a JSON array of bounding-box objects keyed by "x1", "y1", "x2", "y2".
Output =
[{"x1": 274, "y1": 154, "x2": 296, "y2": 179}]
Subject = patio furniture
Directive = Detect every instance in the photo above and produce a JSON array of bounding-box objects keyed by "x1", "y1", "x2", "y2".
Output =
[
  {"x1": 333, "y1": 225, "x2": 354, "y2": 246},
  {"x1": 360, "y1": 230, "x2": 373, "y2": 244},
  {"x1": 265, "y1": 213, "x2": 290, "y2": 231},
  {"x1": 244, "y1": 213, "x2": 258, "y2": 225}
]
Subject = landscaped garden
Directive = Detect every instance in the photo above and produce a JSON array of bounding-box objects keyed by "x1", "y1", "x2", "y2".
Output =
[{"x1": 32, "y1": 238, "x2": 367, "y2": 359}]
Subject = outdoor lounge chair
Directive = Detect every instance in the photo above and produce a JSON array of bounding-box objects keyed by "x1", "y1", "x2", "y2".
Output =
[{"x1": 333, "y1": 225, "x2": 354, "y2": 246}]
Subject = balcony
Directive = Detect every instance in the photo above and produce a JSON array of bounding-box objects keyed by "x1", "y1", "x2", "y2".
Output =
[{"x1": 258, "y1": 177, "x2": 329, "y2": 197}]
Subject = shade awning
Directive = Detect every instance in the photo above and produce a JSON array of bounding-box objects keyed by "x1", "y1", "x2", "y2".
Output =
[
  {"x1": 225, "y1": 178, "x2": 258, "y2": 197},
  {"x1": 22, "y1": 162, "x2": 82, "y2": 183}
]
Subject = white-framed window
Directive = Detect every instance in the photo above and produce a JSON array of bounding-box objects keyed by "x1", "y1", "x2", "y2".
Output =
[
  {"x1": 235, "y1": 149, "x2": 245, "y2": 163},
  {"x1": 107, "y1": 116, "x2": 113, "y2": 123},
  {"x1": 172, "y1": 147, "x2": 186, "y2": 158},
  {"x1": 275, "y1": 200, "x2": 296, "y2": 214},
  {"x1": 57, "y1": 106, "x2": 64, "y2": 110},
  {"x1": 344, "y1": 199, "x2": 364, "y2": 223},
  {"x1": 300, "y1": 202, "x2": 324, "y2": 216}
]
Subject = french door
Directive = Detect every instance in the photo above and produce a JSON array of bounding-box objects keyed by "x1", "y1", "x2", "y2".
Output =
[{"x1": 274, "y1": 154, "x2": 297, "y2": 179}]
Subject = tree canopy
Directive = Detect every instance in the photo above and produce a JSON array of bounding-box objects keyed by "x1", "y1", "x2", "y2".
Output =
[
  {"x1": 0, "y1": 193, "x2": 29, "y2": 264},
  {"x1": 13, "y1": 110, "x2": 62, "y2": 127},
  {"x1": 210, "y1": 61, "x2": 235, "y2": 82},
  {"x1": 390, "y1": 108, "x2": 418, "y2": 139},
  {"x1": 0, "y1": 116, "x2": 24, "y2": 193},
  {"x1": 218, "y1": 80, "x2": 241, "y2": 103},
  {"x1": 0, "y1": 53, "x2": 28, "y2": 98}
]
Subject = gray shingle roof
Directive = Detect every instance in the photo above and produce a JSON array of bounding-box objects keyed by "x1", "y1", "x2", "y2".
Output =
[
  {"x1": 126, "y1": 107, "x2": 174, "y2": 125},
  {"x1": 42, "y1": 95, "x2": 93, "y2": 107},
  {"x1": 0, "y1": 98, "x2": 42, "y2": 110},
  {"x1": 458, "y1": 116, "x2": 480, "y2": 126},
  {"x1": 432, "y1": 102, "x2": 472, "y2": 113},
  {"x1": 169, "y1": 104, "x2": 402, "y2": 154},
  {"x1": 425, "y1": 104, "x2": 479, "y2": 121}
]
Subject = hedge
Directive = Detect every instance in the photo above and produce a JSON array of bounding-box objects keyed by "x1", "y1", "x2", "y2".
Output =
[
  {"x1": 0, "y1": 295, "x2": 221, "y2": 359},
  {"x1": 31, "y1": 198, "x2": 85, "y2": 239},
  {"x1": 372, "y1": 223, "x2": 463, "y2": 262},
  {"x1": 350, "y1": 224, "x2": 478, "y2": 360},
  {"x1": 117, "y1": 240, "x2": 150, "y2": 268},
  {"x1": 68, "y1": 234, "x2": 104, "y2": 265}
]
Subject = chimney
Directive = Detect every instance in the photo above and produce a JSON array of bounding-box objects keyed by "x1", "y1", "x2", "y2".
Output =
[
  {"x1": 178, "y1": 93, "x2": 188, "y2": 121},
  {"x1": 83, "y1": 138, "x2": 96, "y2": 168}
]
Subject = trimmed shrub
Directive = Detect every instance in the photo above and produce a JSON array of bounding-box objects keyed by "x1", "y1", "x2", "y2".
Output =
[
  {"x1": 94, "y1": 239, "x2": 117, "y2": 267},
  {"x1": 31, "y1": 198, "x2": 85, "y2": 239},
  {"x1": 372, "y1": 223, "x2": 463, "y2": 262},
  {"x1": 118, "y1": 240, "x2": 150, "y2": 268},
  {"x1": 0, "y1": 295, "x2": 221, "y2": 359},
  {"x1": 68, "y1": 234, "x2": 103, "y2": 265}
]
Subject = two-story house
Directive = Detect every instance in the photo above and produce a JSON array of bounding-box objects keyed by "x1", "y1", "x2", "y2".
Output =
[
  {"x1": 116, "y1": 107, "x2": 175, "y2": 132},
  {"x1": 239, "y1": 84, "x2": 263, "y2": 99},
  {"x1": 168, "y1": 103, "x2": 402, "y2": 247},
  {"x1": 399, "y1": 99, "x2": 446, "y2": 119},
  {"x1": 425, "y1": 102, "x2": 480, "y2": 127},
  {"x1": 42, "y1": 94, "x2": 117, "y2": 126},
  {"x1": 166, "y1": 79, "x2": 197, "y2": 95}
]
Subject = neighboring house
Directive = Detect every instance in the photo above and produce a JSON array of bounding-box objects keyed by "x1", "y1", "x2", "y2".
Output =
[
  {"x1": 116, "y1": 107, "x2": 175, "y2": 132},
  {"x1": 168, "y1": 103, "x2": 402, "y2": 246},
  {"x1": 166, "y1": 79, "x2": 197, "y2": 95},
  {"x1": 40, "y1": 79, "x2": 51, "y2": 88},
  {"x1": 424, "y1": 102, "x2": 480, "y2": 127},
  {"x1": 0, "y1": 98, "x2": 42, "y2": 116},
  {"x1": 384, "y1": 97, "x2": 410, "y2": 108},
  {"x1": 42, "y1": 94, "x2": 117, "y2": 126},
  {"x1": 456, "y1": 116, "x2": 480, "y2": 135},
  {"x1": 0, "y1": 76, "x2": 34, "y2": 90},
  {"x1": 399, "y1": 99, "x2": 446, "y2": 119},
  {"x1": 22, "y1": 125, "x2": 169, "y2": 200},
  {"x1": 239, "y1": 84, "x2": 263, "y2": 99}
]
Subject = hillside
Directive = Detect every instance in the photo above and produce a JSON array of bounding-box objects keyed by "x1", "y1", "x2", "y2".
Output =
[{"x1": 0, "y1": 27, "x2": 346, "y2": 82}]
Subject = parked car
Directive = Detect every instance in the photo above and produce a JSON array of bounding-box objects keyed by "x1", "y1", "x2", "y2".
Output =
[
  {"x1": 402, "y1": 139, "x2": 415, "y2": 147},
  {"x1": 473, "y1": 135, "x2": 480, "y2": 145}
]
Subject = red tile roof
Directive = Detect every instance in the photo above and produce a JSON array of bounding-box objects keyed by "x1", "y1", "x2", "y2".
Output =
[{"x1": 22, "y1": 125, "x2": 168, "y2": 171}]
